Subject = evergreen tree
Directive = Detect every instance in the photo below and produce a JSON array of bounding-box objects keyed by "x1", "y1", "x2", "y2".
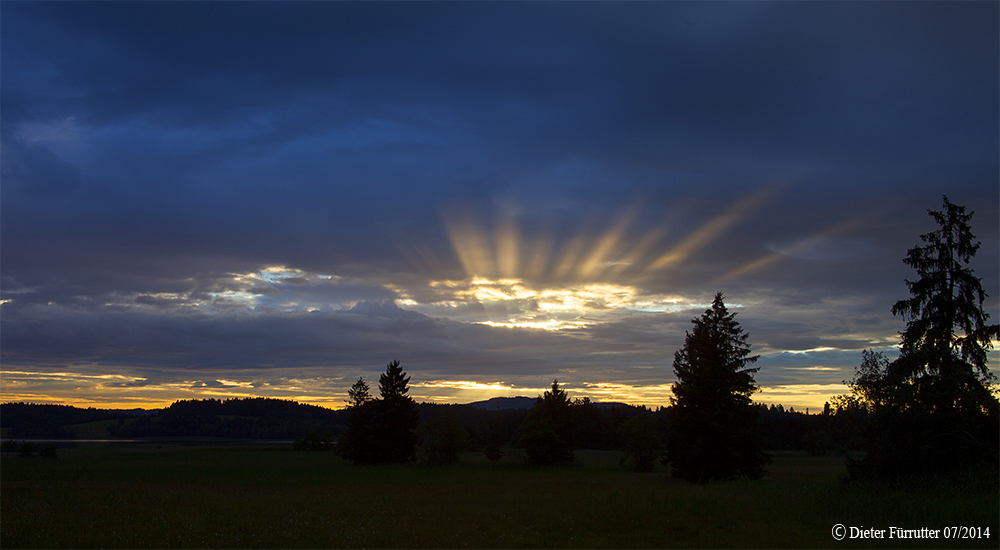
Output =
[
  {"x1": 374, "y1": 360, "x2": 419, "y2": 463},
  {"x1": 348, "y1": 376, "x2": 373, "y2": 407},
  {"x1": 518, "y1": 380, "x2": 575, "y2": 466},
  {"x1": 890, "y1": 196, "x2": 999, "y2": 411},
  {"x1": 338, "y1": 377, "x2": 377, "y2": 464},
  {"x1": 339, "y1": 362, "x2": 419, "y2": 464},
  {"x1": 666, "y1": 292, "x2": 769, "y2": 482},
  {"x1": 848, "y1": 197, "x2": 999, "y2": 481}
]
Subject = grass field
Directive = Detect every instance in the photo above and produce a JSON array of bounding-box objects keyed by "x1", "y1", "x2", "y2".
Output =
[{"x1": 1, "y1": 446, "x2": 996, "y2": 548}]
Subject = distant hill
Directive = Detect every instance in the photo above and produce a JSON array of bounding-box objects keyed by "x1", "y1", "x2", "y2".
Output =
[
  {"x1": 465, "y1": 396, "x2": 538, "y2": 410},
  {"x1": 116, "y1": 408, "x2": 158, "y2": 416},
  {"x1": 0, "y1": 403, "x2": 136, "y2": 438},
  {"x1": 1, "y1": 397, "x2": 638, "y2": 441},
  {"x1": 1, "y1": 398, "x2": 851, "y2": 453},
  {"x1": 0, "y1": 398, "x2": 345, "y2": 440},
  {"x1": 113, "y1": 397, "x2": 345, "y2": 439},
  {"x1": 464, "y1": 396, "x2": 632, "y2": 410},
  {"x1": 590, "y1": 401, "x2": 633, "y2": 409}
]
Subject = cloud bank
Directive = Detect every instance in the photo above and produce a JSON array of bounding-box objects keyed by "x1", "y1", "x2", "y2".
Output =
[{"x1": 2, "y1": 2, "x2": 997, "y2": 409}]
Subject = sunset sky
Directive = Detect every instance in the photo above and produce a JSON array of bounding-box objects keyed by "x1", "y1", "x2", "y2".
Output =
[{"x1": 2, "y1": 1, "x2": 997, "y2": 411}]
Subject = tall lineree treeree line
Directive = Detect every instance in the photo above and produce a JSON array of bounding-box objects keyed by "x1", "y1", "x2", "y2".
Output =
[
  {"x1": 667, "y1": 292, "x2": 769, "y2": 482},
  {"x1": 338, "y1": 360, "x2": 418, "y2": 465},
  {"x1": 846, "y1": 196, "x2": 999, "y2": 481}
]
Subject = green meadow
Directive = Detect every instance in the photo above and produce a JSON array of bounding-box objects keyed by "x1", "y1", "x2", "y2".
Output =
[{"x1": 2, "y1": 446, "x2": 996, "y2": 548}]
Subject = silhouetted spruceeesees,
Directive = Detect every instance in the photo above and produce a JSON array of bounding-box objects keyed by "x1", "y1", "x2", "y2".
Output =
[
  {"x1": 518, "y1": 380, "x2": 577, "y2": 466},
  {"x1": 843, "y1": 197, "x2": 1000, "y2": 482},
  {"x1": 338, "y1": 360, "x2": 419, "y2": 465},
  {"x1": 666, "y1": 292, "x2": 770, "y2": 482},
  {"x1": 338, "y1": 376, "x2": 376, "y2": 463}
]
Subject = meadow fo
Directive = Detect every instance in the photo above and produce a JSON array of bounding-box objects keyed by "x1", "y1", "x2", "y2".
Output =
[{"x1": 2, "y1": 445, "x2": 996, "y2": 549}]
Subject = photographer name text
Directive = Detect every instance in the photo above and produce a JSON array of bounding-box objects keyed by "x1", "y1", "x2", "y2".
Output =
[{"x1": 831, "y1": 524, "x2": 990, "y2": 540}]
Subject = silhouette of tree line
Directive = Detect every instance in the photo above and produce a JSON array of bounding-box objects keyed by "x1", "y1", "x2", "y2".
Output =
[
  {"x1": 0, "y1": 403, "x2": 135, "y2": 438},
  {"x1": 0, "y1": 393, "x2": 891, "y2": 459},
  {"x1": 113, "y1": 397, "x2": 345, "y2": 440},
  {"x1": 4, "y1": 197, "x2": 996, "y2": 484}
]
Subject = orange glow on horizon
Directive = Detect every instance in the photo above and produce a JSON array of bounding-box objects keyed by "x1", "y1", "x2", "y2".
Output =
[{"x1": 3, "y1": 367, "x2": 848, "y2": 412}]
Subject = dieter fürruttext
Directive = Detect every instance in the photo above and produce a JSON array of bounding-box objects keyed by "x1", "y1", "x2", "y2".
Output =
[{"x1": 831, "y1": 524, "x2": 991, "y2": 541}]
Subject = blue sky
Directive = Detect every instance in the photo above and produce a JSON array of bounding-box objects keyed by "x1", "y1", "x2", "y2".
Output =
[{"x1": 2, "y1": 1, "x2": 997, "y2": 410}]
